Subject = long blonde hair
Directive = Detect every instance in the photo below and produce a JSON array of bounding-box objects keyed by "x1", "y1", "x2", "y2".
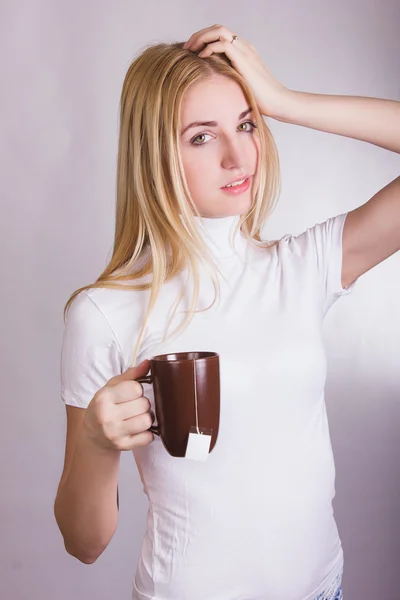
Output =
[{"x1": 64, "y1": 42, "x2": 281, "y2": 365}]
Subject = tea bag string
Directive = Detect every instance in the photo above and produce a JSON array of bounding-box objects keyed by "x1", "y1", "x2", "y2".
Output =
[{"x1": 193, "y1": 360, "x2": 201, "y2": 434}]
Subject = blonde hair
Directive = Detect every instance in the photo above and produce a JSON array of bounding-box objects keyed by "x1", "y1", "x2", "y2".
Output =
[{"x1": 64, "y1": 42, "x2": 281, "y2": 365}]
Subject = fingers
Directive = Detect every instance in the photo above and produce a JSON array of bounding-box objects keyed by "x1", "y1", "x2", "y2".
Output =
[
  {"x1": 183, "y1": 24, "x2": 220, "y2": 50},
  {"x1": 107, "y1": 429, "x2": 154, "y2": 452},
  {"x1": 127, "y1": 430, "x2": 155, "y2": 449},
  {"x1": 121, "y1": 411, "x2": 154, "y2": 437},
  {"x1": 117, "y1": 396, "x2": 151, "y2": 421},
  {"x1": 94, "y1": 397, "x2": 155, "y2": 448},
  {"x1": 196, "y1": 39, "x2": 241, "y2": 60},
  {"x1": 87, "y1": 359, "x2": 156, "y2": 451},
  {"x1": 111, "y1": 380, "x2": 145, "y2": 404},
  {"x1": 184, "y1": 24, "x2": 244, "y2": 53},
  {"x1": 184, "y1": 24, "x2": 229, "y2": 50}
]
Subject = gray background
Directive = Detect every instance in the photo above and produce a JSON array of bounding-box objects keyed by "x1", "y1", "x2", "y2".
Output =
[{"x1": 1, "y1": 0, "x2": 400, "y2": 598}]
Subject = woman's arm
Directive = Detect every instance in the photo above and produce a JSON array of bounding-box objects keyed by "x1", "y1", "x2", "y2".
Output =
[
  {"x1": 272, "y1": 91, "x2": 400, "y2": 288},
  {"x1": 54, "y1": 406, "x2": 121, "y2": 564},
  {"x1": 54, "y1": 360, "x2": 153, "y2": 564},
  {"x1": 273, "y1": 91, "x2": 400, "y2": 154}
]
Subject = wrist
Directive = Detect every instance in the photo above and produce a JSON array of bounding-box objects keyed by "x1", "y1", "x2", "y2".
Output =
[
  {"x1": 79, "y1": 419, "x2": 121, "y2": 458},
  {"x1": 266, "y1": 88, "x2": 298, "y2": 122}
]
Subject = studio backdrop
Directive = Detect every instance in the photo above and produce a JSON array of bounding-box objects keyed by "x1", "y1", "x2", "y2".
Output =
[{"x1": 1, "y1": 1, "x2": 399, "y2": 599}]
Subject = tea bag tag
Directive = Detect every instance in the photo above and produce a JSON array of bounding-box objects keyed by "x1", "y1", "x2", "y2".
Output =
[{"x1": 185, "y1": 426, "x2": 212, "y2": 462}]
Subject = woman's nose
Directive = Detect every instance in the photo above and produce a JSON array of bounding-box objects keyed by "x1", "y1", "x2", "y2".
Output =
[{"x1": 220, "y1": 139, "x2": 245, "y2": 170}]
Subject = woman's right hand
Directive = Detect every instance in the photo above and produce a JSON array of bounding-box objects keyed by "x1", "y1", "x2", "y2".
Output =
[{"x1": 82, "y1": 360, "x2": 154, "y2": 451}]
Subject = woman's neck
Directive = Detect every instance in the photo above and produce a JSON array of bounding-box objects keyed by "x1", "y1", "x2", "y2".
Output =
[{"x1": 192, "y1": 214, "x2": 246, "y2": 258}]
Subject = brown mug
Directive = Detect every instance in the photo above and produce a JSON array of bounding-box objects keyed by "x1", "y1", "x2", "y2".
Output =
[{"x1": 137, "y1": 351, "x2": 220, "y2": 458}]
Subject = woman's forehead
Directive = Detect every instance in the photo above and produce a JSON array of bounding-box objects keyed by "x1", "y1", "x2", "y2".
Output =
[{"x1": 181, "y1": 76, "x2": 249, "y2": 119}]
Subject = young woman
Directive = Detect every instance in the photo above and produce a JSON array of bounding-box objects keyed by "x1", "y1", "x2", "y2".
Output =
[{"x1": 54, "y1": 24, "x2": 400, "y2": 600}]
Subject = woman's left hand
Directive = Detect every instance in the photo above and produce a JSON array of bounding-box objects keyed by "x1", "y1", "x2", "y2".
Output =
[{"x1": 183, "y1": 24, "x2": 291, "y2": 118}]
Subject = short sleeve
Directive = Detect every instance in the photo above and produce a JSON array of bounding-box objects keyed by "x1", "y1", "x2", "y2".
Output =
[
  {"x1": 60, "y1": 291, "x2": 124, "y2": 408},
  {"x1": 283, "y1": 212, "x2": 356, "y2": 315}
]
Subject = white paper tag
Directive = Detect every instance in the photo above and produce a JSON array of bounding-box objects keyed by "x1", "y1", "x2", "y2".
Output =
[{"x1": 185, "y1": 427, "x2": 212, "y2": 462}]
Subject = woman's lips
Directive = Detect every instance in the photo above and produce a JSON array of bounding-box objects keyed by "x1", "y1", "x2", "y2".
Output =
[{"x1": 220, "y1": 177, "x2": 251, "y2": 194}]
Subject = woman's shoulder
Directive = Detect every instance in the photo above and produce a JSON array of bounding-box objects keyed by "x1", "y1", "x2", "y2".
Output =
[
  {"x1": 69, "y1": 284, "x2": 147, "y2": 325},
  {"x1": 261, "y1": 213, "x2": 348, "y2": 259},
  {"x1": 63, "y1": 284, "x2": 150, "y2": 371}
]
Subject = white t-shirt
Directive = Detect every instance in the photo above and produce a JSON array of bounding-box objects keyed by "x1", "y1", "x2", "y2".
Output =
[{"x1": 61, "y1": 213, "x2": 354, "y2": 600}]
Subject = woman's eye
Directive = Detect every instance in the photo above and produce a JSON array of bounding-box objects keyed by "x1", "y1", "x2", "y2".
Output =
[
  {"x1": 191, "y1": 133, "x2": 212, "y2": 146},
  {"x1": 239, "y1": 120, "x2": 257, "y2": 132}
]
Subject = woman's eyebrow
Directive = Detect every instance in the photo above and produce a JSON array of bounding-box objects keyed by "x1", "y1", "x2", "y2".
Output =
[{"x1": 181, "y1": 107, "x2": 252, "y2": 135}]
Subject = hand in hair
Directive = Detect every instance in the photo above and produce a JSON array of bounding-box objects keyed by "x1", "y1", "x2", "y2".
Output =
[
  {"x1": 82, "y1": 360, "x2": 155, "y2": 452},
  {"x1": 183, "y1": 24, "x2": 290, "y2": 118}
]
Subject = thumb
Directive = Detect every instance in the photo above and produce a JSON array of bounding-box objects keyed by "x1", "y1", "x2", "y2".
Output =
[{"x1": 120, "y1": 359, "x2": 151, "y2": 381}]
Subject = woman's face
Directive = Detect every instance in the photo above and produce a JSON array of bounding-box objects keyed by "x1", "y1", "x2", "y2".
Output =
[{"x1": 179, "y1": 75, "x2": 259, "y2": 218}]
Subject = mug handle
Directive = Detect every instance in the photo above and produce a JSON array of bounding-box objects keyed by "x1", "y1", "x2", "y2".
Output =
[{"x1": 137, "y1": 374, "x2": 160, "y2": 436}]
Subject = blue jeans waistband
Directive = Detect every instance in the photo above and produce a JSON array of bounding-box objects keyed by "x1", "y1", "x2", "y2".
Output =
[{"x1": 313, "y1": 570, "x2": 343, "y2": 600}]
